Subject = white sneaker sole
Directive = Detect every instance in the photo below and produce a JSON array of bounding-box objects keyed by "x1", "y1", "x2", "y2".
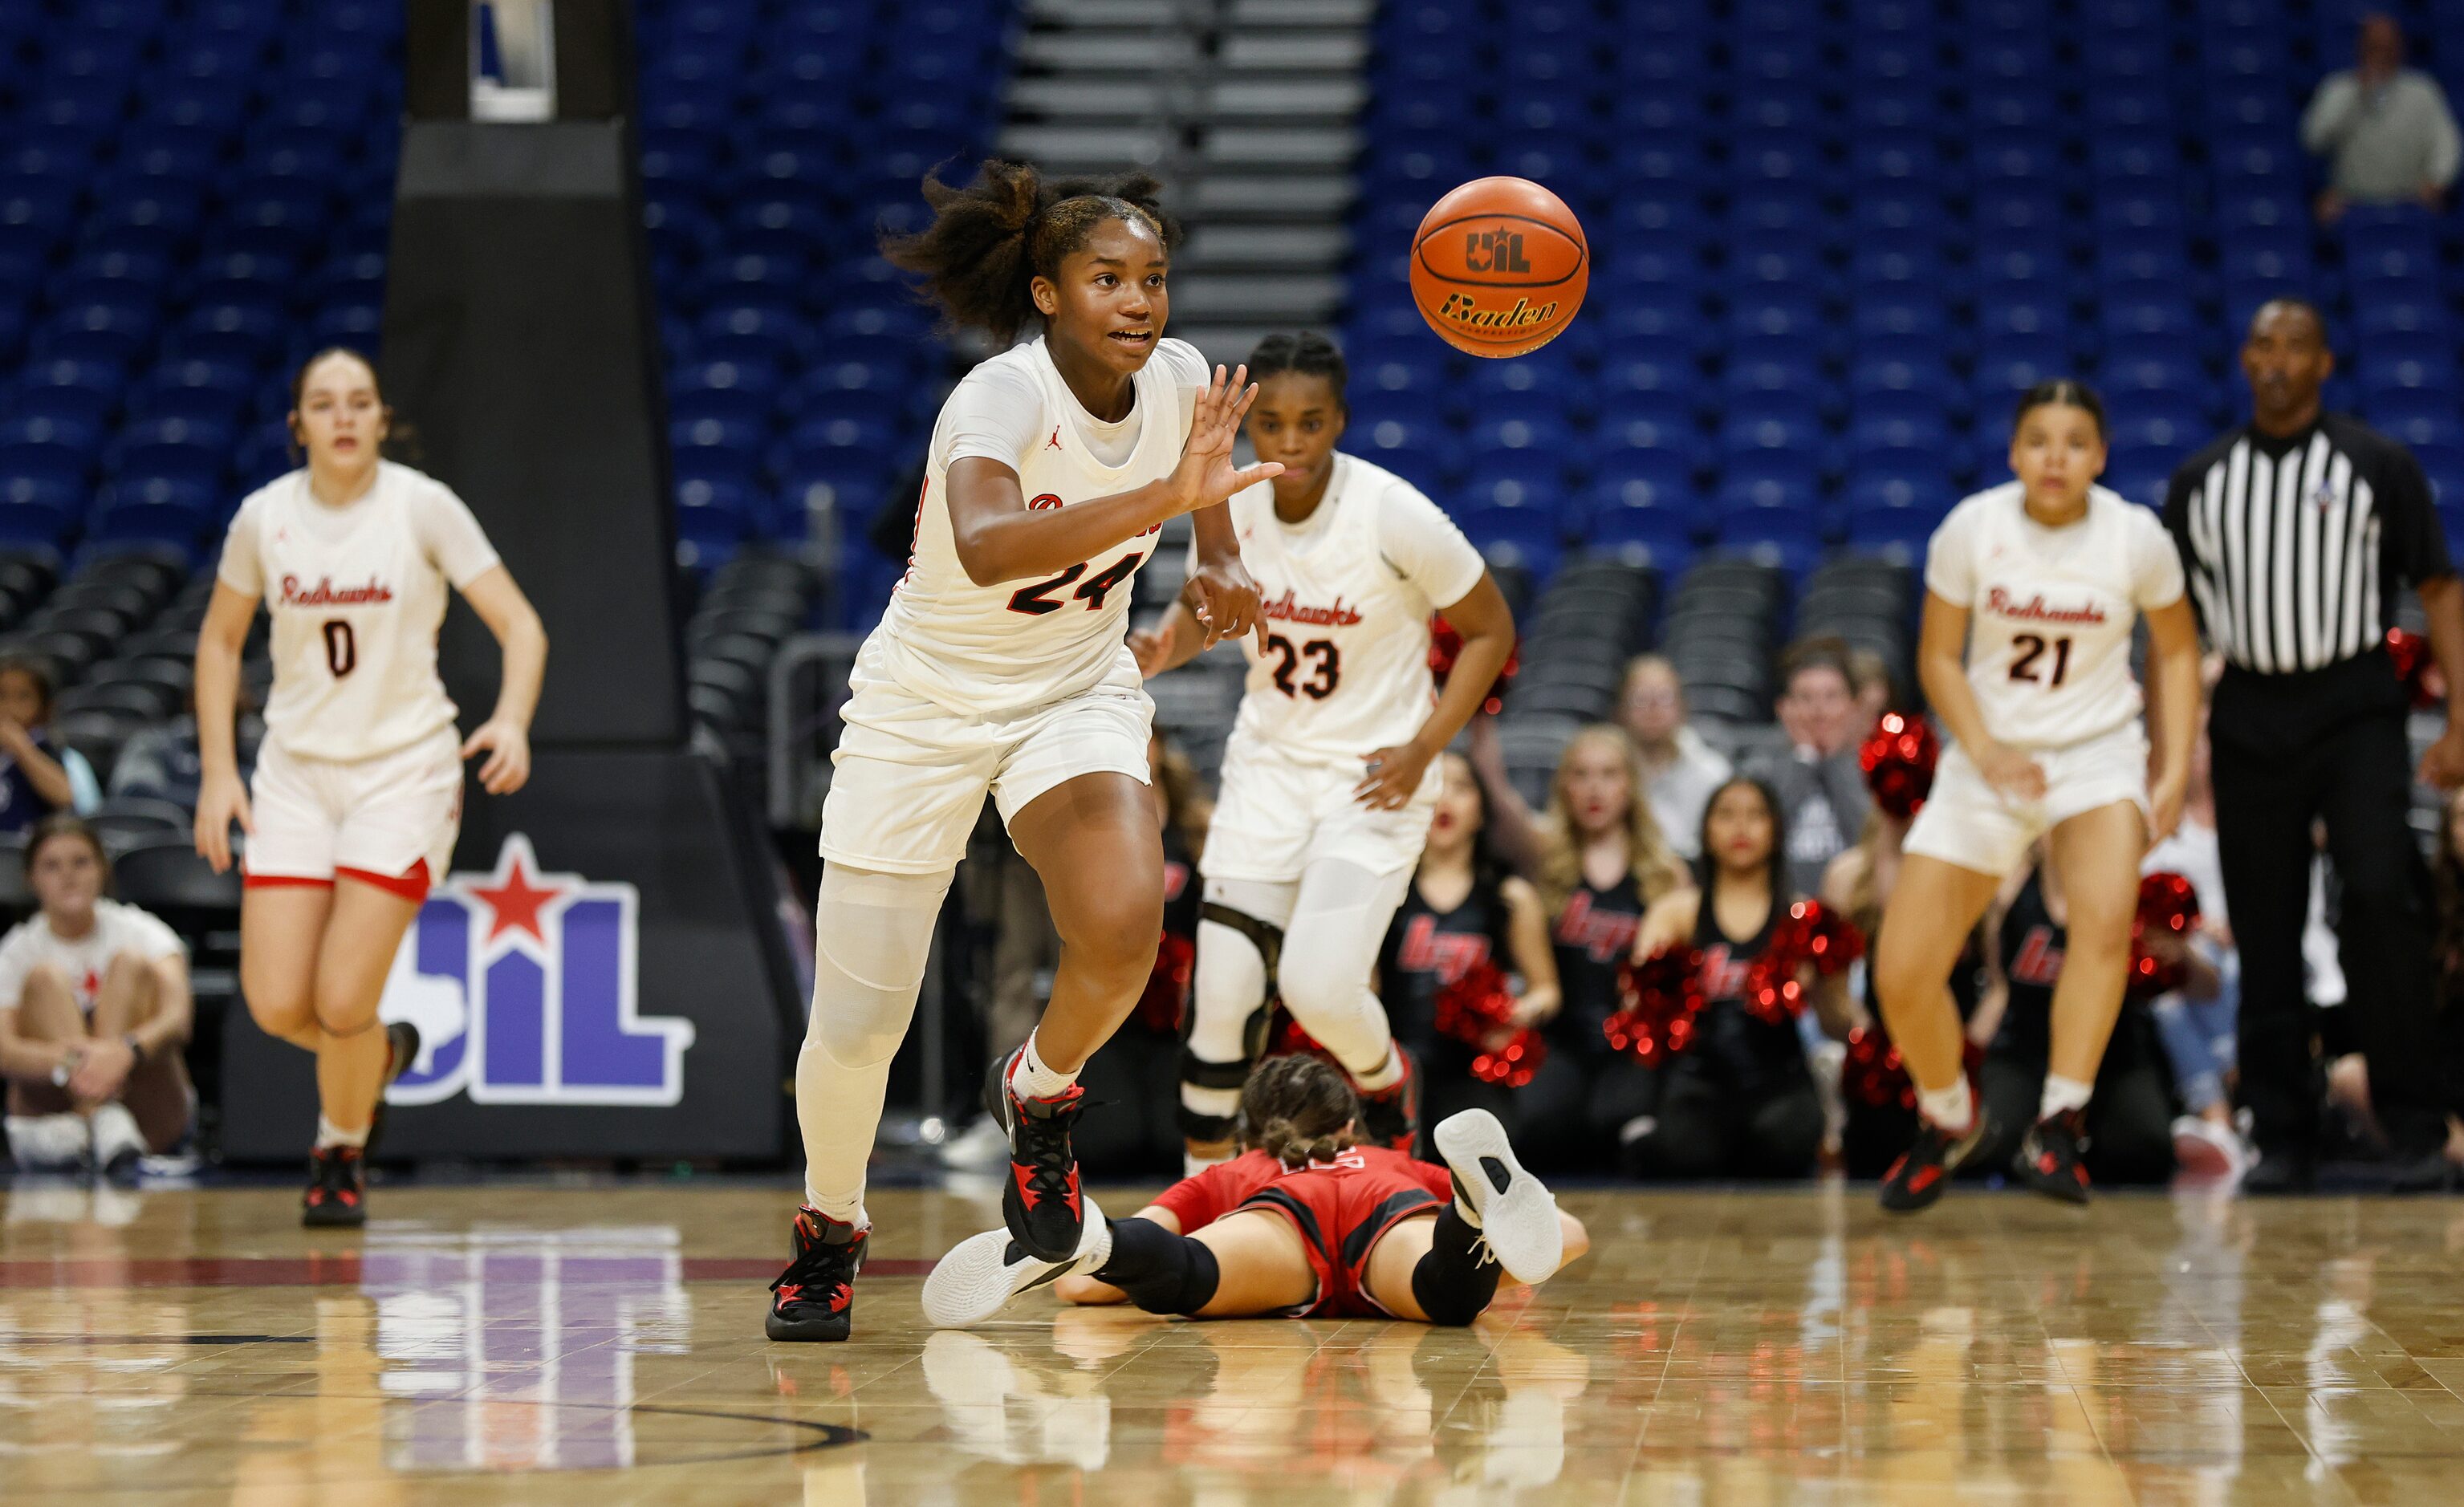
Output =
[
  {"x1": 923, "y1": 1196, "x2": 1108, "y2": 1329},
  {"x1": 1433, "y1": 1109, "x2": 1561, "y2": 1285}
]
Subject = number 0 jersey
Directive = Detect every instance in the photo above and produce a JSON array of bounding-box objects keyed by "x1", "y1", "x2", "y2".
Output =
[
  {"x1": 216, "y1": 461, "x2": 500, "y2": 762},
  {"x1": 1924, "y1": 481, "x2": 2185, "y2": 750},
  {"x1": 1218, "y1": 453, "x2": 1486, "y2": 766},
  {"x1": 877, "y1": 335, "x2": 1205, "y2": 716}
]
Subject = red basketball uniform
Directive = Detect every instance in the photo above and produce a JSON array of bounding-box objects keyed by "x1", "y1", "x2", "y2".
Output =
[{"x1": 1150, "y1": 1146, "x2": 1455, "y2": 1317}]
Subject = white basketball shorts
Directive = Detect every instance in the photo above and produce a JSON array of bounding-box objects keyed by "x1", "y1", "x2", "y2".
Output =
[
  {"x1": 819, "y1": 638, "x2": 1154, "y2": 875},
  {"x1": 1202, "y1": 735, "x2": 1440, "y2": 884},
  {"x1": 243, "y1": 724, "x2": 464, "y2": 900},
  {"x1": 1904, "y1": 718, "x2": 2149, "y2": 879}
]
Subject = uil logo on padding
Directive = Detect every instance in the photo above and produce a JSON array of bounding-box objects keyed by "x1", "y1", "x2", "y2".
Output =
[{"x1": 378, "y1": 835, "x2": 697, "y2": 1107}]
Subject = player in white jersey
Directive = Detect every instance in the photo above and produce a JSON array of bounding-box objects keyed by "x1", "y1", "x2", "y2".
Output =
[
  {"x1": 770, "y1": 162, "x2": 1275, "y2": 1343},
  {"x1": 1872, "y1": 380, "x2": 2202, "y2": 1213},
  {"x1": 1128, "y1": 332, "x2": 1515, "y2": 1169},
  {"x1": 193, "y1": 348, "x2": 548, "y2": 1227}
]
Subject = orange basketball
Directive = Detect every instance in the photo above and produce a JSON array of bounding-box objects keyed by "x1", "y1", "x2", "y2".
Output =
[{"x1": 1409, "y1": 177, "x2": 1589, "y2": 359}]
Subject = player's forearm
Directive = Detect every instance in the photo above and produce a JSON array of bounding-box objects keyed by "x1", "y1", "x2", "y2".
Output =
[
  {"x1": 1150, "y1": 600, "x2": 1210, "y2": 676},
  {"x1": 194, "y1": 638, "x2": 245, "y2": 779},
  {"x1": 951, "y1": 480, "x2": 1181, "y2": 587},
  {"x1": 489, "y1": 608, "x2": 548, "y2": 730},
  {"x1": 2150, "y1": 639, "x2": 2201, "y2": 787},
  {"x1": 2419, "y1": 575, "x2": 2464, "y2": 732},
  {"x1": 1188, "y1": 500, "x2": 1242, "y2": 566},
  {"x1": 1414, "y1": 625, "x2": 1511, "y2": 761},
  {"x1": 1917, "y1": 648, "x2": 1996, "y2": 754}
]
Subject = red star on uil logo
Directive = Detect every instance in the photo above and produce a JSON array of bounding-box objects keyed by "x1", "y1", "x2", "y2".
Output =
[{"x1": 465, "y1": 837, "x2": 568, "y2": 947}]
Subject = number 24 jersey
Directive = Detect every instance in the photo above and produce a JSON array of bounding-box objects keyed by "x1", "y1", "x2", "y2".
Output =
[{"x1": 1924, "y1": 481, "x2": 2185, "y2": 751}]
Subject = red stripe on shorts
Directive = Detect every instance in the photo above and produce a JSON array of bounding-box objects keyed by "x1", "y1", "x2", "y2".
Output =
[
  {"x1": 242, "y1": 873, "x2": 333, "y2": 889},
  {"x1": 335, "y1": 859, "x2": 433, "y2": 903}
]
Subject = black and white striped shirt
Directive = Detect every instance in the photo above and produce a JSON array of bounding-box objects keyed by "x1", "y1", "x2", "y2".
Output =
[{"x1": 2162, "y1": 414, "x2": 2451, "y2": 674}]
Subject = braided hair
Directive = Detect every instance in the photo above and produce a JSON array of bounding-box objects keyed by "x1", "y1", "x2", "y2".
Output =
[
  {"x1": 1244, "y1": 331, "x2": 1348, "y2": 412},
  {"x1": 880, "y1": 159, "x2": 1181, "y2": 345},
  {"x1": 1237, "y1": 1054, "x2": 1361, "y2": 1169}
]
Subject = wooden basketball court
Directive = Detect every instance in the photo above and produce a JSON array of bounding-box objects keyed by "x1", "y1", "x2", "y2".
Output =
[{"x1": 2, "y1": 1179, "x2": 2457, "y2": 1502}]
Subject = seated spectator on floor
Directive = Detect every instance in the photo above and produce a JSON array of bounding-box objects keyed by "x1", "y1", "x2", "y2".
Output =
[
  {"x1": 1531, "y1": 725, "x2": 1693, "y2": 1171},
  {"x1": 1592, "y1": 776, "x2": 1852, "y2": 1180},
  {"x1": 110, "y1": 684, "x2": 262, "y2": 810},
  {"x1": 0, "y1": 656, "x2": 100, "y2": 832},
  {"x1": 2141, "y1": 710, "x2": 2251, "y2": 1179},
  {"x1": 1472, "y1": 654, "x2": 1732, "y2": 868},
  {"x1": 1076, "y1": 729, "x2": 1212, "y2": 1179},
  {"x1": 0, "y1": 815, "x2": 193, "y2": 1177},
  {"x1": 1967, "y1": 848, "x2": 2177, "y2": 1187},
  {"x1": 1746, "y1": 640, "x2": 1872, "y2": 898},
  {"x1": 1377, "y1": 752, "x2": 1563, "y2": 1140},
  {"x1": 2303, "y1": 13, "x2": 2462, "y2": 220}
]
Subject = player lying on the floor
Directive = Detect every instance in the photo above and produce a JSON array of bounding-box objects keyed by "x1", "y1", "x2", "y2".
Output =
[{"x1": 924, "y1": 1054, "x2": 1589, "y2": 1327}]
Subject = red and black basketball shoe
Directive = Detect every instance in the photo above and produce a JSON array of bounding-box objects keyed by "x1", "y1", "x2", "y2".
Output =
[
  {"x1": 363, "y1": 1020, "x2": 423, "y2": 1160},
  {"x1": 2015, "y1": 1109, "x2": 2092, "y2": 1204},
  {"x1": 301, "y1": 1145, "x2": 368, "y2": 1229},
  {"x1": 983, "y1": 1046, "x2": 1088, "y2": 1264},
  {"x1": 1355, "y1": 1049, "x2": 1421, "y2": 1155},
  {"x1": 767, "y1": 1206, "x2": 866, "y2": 1342},
  {"x1": 1877, "y1": 1111, "x2": 1986, "y2": 1213}
]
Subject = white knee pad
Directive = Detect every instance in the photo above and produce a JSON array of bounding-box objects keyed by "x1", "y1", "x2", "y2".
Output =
[{"x1": 807, "y1": 864, "x2": 954, "y2": 1070}]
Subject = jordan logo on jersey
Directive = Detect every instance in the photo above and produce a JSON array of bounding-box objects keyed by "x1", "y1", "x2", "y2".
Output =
[
  {"x1": 279, "y1": 573, "x2": 396, "y2": 607},
  {"x1": 377, "y1": 835, "x2": 697, "y2": 1107},
  {"x1": 1258, "y1": 590, "x2": 1364, "y2": 627},
  {"x1": 1046, "y1": 426, "x2": 1063, "y2": 451},
  {"x1": 1985, "y1": 587, "x2": 2106, "y2": 626}
]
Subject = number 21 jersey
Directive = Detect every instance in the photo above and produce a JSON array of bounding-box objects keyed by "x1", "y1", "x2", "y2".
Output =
[
  {"x1": 1924, "y1": 481, "x2": 2185, "y2": 750},
  {"x1": 878, "y1": 336, "x2": 1205, "y2": 715},
  {"x1": 217, "y1": 461, "x2": 500, "y2": 762}
]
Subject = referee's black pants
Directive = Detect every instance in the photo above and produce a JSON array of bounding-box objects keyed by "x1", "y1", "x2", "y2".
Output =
[{"x1": 2209, "y1": 658, "x2": 2446, "y2": 1160}]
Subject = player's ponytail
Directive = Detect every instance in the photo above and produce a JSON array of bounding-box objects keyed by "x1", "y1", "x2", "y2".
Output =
[
  {"x1": 1237, "y1": 1054, "x2": 1361, "y2": 1169},
  {"x1": 881, "y1": 159, "x2": 1181, "y2": 345}
]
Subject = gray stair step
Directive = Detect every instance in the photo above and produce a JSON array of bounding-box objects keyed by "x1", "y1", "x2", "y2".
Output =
[
  {"x1": 1191, "y1": 173, "x2": 1356, "y2": 217},
  {"x1": 1180, "y1": 224, "x2": 1352, "y2": 269},
  {"x1": 1230, "y1": 0, "x2": 1375, "y2": 22},
  {"x1": 1206, "y1": 78, "x2": 1366, "y2": 117},
  {"x1": 1170, "y1": 273, "x2": 1346, "y2": 320},
  {"x1": 1017, "y1": 32, "x2": 1197, "y2": 71},
  {"x1": 1027, "y1": 0, "x2": 1183, "y2": 22},
  {"x1": 1202, "y1": 128, "x2": 1360, "y2": 169},
  {"x1": 1220, "y1": 33, "x2": 1369, "y2": 71},
  {"x1": 997, "y1": 124, "x2": 1170, "y2": 170},
  {"x1": 1007, "y1": 77, "x2": 1169, "y2": 118}
]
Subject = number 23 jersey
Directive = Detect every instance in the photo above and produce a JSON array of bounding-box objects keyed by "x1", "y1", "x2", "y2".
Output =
[
  {"x1": 1925, "y1": 481, "x2": 2185, "y2": 750},
  {"x1": 878, "y1": 335, "x2": 1205, "y2": 716},
  {"x1": 216, "y1": 461, "x2": 500, "y2": 762},
  {"x1": 1218, "y1": 453, "x2": 1486, "y2": 764}
]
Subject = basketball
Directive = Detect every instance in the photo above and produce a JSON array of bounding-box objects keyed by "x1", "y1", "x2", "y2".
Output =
[{"x1": 1409, "y1": 177, "x2": 1590, "y2": 358}]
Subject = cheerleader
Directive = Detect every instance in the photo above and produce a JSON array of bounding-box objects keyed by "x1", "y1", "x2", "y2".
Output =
[
  {"x1": 770, "y1": 162, "x2": 1272, "y2": 1342},
  {"x1": 1376, "y1": 752, "x2": 1561, "y2": 1134},
  {"x1": 1131, "y1": 331, "x2": 1513, "y2": 1168},
  {"x1": 1596, "y1": 776, "x2": 1851, "y2": 1179},
  {"x1": 193, "y1": 347, "x2": 547, "y2": 1228},
  {"x1": 921, "y1": 1054, "x2": 1587, "y2": 1329},
  {"x1": 1872, "y1": 380, "x2": 2201, "y2": 1211},
  {"x1": 1535, "y1": 725, "x2": 1692, "y2": 1168}
]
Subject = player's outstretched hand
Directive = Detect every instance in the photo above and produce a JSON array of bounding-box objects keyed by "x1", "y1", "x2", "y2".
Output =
[
  {"x1": 1355, "y1": 740, "x2": 1437, "y2": 810},
  {"x1": 464, "y1": 718, "x2": 533, "y2": 796},
  {"x1": 1171, "y1": 364, "x2": 1282, "y2": 515},
  {"x1": 1187, "y1": 555, "x2": 1264, "y2": 652},
  {"x1": 193, "y1": 770, "x2": 252, "y2": 875},
  {"x1": 1972, "y1": 740, "x2": 2047, "y2": 803}
]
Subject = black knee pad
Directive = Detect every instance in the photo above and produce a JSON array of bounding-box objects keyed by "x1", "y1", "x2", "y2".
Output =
[
  {"x1": 1096, "y1": 1216, "x2": 1222, "y2": 1316},
  {"x1": 1177, "y1": 1044, "x2": 1253, "y2": 1144}
]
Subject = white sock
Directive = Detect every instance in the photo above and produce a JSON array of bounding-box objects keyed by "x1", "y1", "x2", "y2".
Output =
[
  {"x1": 1352, "y1": 1045, "x2": 1405, "y2": 1095},
  {"x1": 1010, "y1": 1031, "x2": 1077, "y2": 1101},
  {"x1": 315, "y1": 1116, "x2": 368, "y2": 1150},
  {"x1": 2039, "y1": 1074, "x2": 2093, "y2": 1121},
  {"x1": 89, "y1": 1102, "x2": 144, "y2": 1162},
  {"x1": 1917, "y1": 1078, "x2": 1974, "y2": 1134},
  {"x1": 5, "y1": 1113, "x2": 90, "y2": 1168}
]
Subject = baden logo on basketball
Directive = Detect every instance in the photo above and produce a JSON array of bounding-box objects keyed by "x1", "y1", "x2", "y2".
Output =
[{"x1": 1410, "y1": 176, "x2": 1589, "y2": 359}]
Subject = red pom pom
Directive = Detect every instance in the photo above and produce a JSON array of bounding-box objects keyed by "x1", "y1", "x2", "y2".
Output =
[
  {"x1": 1136, "y1": 930, "x2": 1196, "y2": 1032},
  {"x1": 1843, "y1": 1023, "x2": 1917, "y2": 1111},
  {"x1": 1738, "y1": 900, "x2": 1866, "y2": 1026},
  {"x1": 1470, "y1": 1029, "x2": 1547, "y2": 1088},
  {"x1": 1858, "y1": 712, "x2": 1941, "y2": 821},
  {"x1": 2127, "y1": 871, "x2": 2203, "y2": 999},
  {"x1": 1605, "y1": 945, "x2": 1706, "y2": 1065},
  {"x1": 2387, "y1": 626, "x2": 2444, "y2": 710},
  {"x1": 1429, "y1": 615, "x2": 1520, "y2": 717},
  {"x1": 1434, "y1": 959, "x2": 1519, "y2": 1043}
]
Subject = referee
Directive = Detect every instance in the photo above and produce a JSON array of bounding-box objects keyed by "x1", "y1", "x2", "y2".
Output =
[{"x1": 2164, "y1": 298, "x2": 2464, "y2": 1192}]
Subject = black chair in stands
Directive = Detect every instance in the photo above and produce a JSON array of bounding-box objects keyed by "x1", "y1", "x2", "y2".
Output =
[
  {"x1": 87, "y1": 798, "x2": 193, "y2": 853},
  {"x1": 114, "y1": 839, "x2": 240, "y2": 933},
  {"x1": 0, "y1": 836, "x2": 27, "y2": 922}
]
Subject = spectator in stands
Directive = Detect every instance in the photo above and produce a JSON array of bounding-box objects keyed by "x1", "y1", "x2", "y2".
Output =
[
  {"x1": 1747, "y1": 640, "x2": 1871, "y2": 897},
  {"x1": 0, "y1": 816, "x2": 193, "y2": 1178},
  {"x1": 109, "y1": 683, "x2": 261, "y2": 810},
  {"x1": 1845, "y1": 645, "x2": 1897, "y2": 728},
  {"x1": 0, "y1": 655, "x2": 100, "y2": 833},
  {"x1": 1532, "y1": 725, "x2": 1692, "y2": 1168},
  {"x1": 1471, "y1": 655, "x2": 1731, "y2": 868},
  {"x1": 1076, "y1": 730, "x2": 1211, "y2": 1177},
  {"x1": 1377, "y1": 752, "x2": 1561, "y2": 1135},
  {"x1": 2303, "y1": 14, "x2": 2462, "y2": 221},
  {"x1": 1592, "y1": 776, "x2": 1849, "y2": 1180}
]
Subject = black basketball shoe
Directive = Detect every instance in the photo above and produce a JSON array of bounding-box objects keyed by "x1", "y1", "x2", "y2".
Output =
[
  {"x1": 301, "y1": 1145, "x2": 368, "y2": 1229},
  {"x1": 1356, "y1": 1049, "x2": 1421, "y2": 1155},
  {"x1": 364, "y1": 1021, "x2": 422, "y2": 1160},
  {"x1": 982, "y1": 1046, "x2": 1088, "y2": 1264},
  {"x1": 2015, "y1": 1109, "x2": 2093, "y2": 1204},
  {"x1": 767, "y1": 1206, "x2": 866, "y2": 1342},
  {"x1": 1878, "y1": 1111, "x2": 1986, "y2": 1213}
]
